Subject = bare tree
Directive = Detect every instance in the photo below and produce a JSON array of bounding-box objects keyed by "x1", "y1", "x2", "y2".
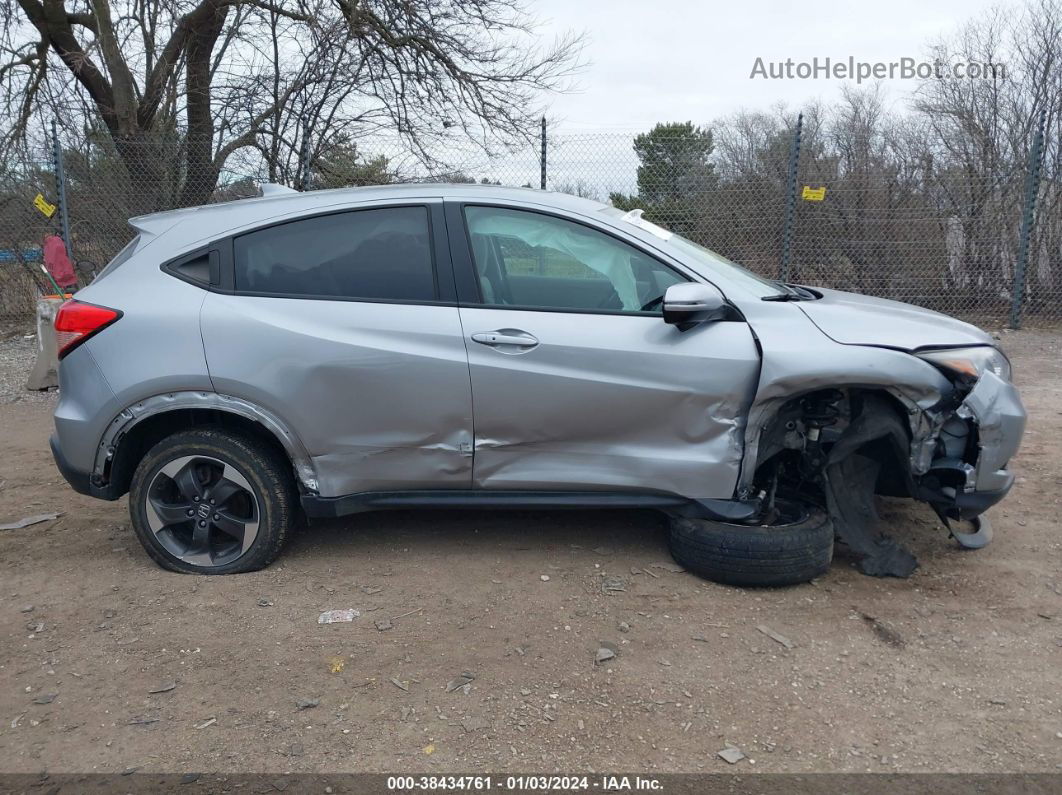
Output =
[{"x1": 0, "y1": 0, "x2": 582, "y2": 206}]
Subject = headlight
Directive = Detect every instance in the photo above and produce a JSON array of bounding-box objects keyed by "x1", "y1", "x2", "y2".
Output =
[{"x1": 916, "y1": 346, "x2": 1011, "y2": 383}]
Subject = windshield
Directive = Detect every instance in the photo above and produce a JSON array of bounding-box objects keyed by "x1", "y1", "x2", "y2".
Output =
[{"x1": 602, "y1": 207, "x2": 786, "y2": 298}]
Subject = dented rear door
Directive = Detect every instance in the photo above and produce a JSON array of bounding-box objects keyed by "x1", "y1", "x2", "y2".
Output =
[{"x1": 201, "y1": 199, "x2": 474, "y2": 498}]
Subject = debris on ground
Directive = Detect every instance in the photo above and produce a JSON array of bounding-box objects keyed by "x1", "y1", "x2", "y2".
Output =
[
  {"x1": 256, "y1": 598, "x2": 274, "y2": 607},
  {"x1": 717, "y1": 746, "x2": 746, "y2": 764},
  {"x1": 460, "y1": 716, "x2": 490, "y2": 732},
  {"x1": 19, "y1": 605, "x2": 33, "y2": 613},
  {"x1": 32, "y1": 693, "x2": 56, "y2": 705},
  {"x1": 595, "y1": 646, "x2": 616, "y2": 664},
  {"x1": 445, "y1": 672, "x2": 475, "y2": 694},
  {"x1": 148, "y1": 682, "x2": 176, "y2": 694},
  {"x1": 194, "y1": 717, "x2": 216, "y2": 729},
  {"x1": 25, "y1": 621, "x2": 44, "y2": 633},
  {"x1": 327, "y1": 656, "x2": 345, "y2": 674},
  {"x1": 0, "y1": 512, "x2": 60, "y2": 531},
  {"x1": 317, "y1": 609, "x2": 359, "y2": 624},
  {"x1": 295, "y1": 698, "x2": 319, "y2": 710},
  {"x1": 540, "y1": 575, "x2": 550, "y2": 582},
  {"x1": 855, "y1": 609, "x2": 905, "y2": 648},
  {"x1": 390, "y1": 677, "x2": 409, "y2": 692},
  {"x1": 756, "y1": 624, "x2": 795, "y2": 649},
  {"x1": 602, "y1": 577, "x2": 625, "y2": 594},
  {"x1": 375, "y1": 619, "x2": 394, "y2": 631}
]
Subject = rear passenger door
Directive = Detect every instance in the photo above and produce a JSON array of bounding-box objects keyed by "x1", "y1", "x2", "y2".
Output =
[{"x1": 200, "y1": 200, "x2": 474, "y2": 498}]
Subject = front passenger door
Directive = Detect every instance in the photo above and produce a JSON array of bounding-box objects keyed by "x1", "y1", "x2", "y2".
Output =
[{"x1": 448, "y1": 203, "x2": 761, "y2": 500}]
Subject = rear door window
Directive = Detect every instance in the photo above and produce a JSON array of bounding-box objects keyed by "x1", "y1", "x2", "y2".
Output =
[{"x1": 234, "y1": 206, "x2": 436, "y2": 301}]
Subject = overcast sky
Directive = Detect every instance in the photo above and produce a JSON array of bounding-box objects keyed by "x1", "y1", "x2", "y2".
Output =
[{"x1": 534, "y1": 0, "x2": 1008, "y2": 131}]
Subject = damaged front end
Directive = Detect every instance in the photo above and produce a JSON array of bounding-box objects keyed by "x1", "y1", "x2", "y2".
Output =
[{"x1": 743, "y1": 358, "x2": 1025, "y2": 578}]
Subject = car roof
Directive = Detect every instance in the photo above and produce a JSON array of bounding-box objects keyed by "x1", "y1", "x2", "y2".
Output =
[{"x1": 129, "y1": 183, "x2": 608, "y2": 240}]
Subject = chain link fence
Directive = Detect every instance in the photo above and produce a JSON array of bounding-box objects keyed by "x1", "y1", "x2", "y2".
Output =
[{"x1": 1, "y1": 119, "x2": 1057, "y2": 328}]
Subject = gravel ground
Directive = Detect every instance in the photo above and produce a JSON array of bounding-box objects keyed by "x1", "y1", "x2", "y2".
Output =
[
  {"x1": 0, "y1": 333, "x2": 57, "y2": 408},
  {"x1": 0, "y1": 326, "x2": 1061, "y2": 775}
]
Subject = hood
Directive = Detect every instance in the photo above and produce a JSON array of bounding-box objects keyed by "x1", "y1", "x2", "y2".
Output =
[{"x1": 795, "y1": 287, "x2": 994, "y2": 351}]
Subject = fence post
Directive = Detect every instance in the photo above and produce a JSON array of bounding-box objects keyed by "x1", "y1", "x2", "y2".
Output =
[
  {"x1": 51, "y1": 119, "x2": 73, "y2": 259},
  {"x1": 540, "y1": 116, "x2": 547, "y2": 190},
  {"x1": 1008, "y1": 109, "x2": 1048, "y2": 329},
  {"x1": 779, "y1": 113, "x2": 803, "y2": 282},
  {"x1": 297, "y1": 118, "x2": 312, "y2": 191}
]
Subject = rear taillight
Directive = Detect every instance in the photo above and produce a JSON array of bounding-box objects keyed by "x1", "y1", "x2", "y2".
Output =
[{"x1": 54, "y1": 300, "x2": 122, "y2": 359}]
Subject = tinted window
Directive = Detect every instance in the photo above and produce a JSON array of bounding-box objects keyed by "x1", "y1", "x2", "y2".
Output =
[
  {"x1": 234, "y1": 207, "x2": 435, "y2": 301},
  {"x1": 465, "y1": 206, "x2": 685, "y2": 313},
  {"x1": 174, "y1": 253, "x2": 212, "y2": 284}
]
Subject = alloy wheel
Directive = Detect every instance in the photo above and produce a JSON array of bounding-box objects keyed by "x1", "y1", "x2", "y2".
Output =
[{"x1": 144, "y1": 455, "x2": 260, "y2": 567}]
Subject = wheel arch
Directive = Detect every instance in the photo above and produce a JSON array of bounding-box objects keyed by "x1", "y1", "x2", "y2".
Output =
[
  {"x1": 91, "y1": 393, "x2": 318, "y2": 499},
  {"x1": 740, "y1": 384, "x2": 921, "y2": 499}
]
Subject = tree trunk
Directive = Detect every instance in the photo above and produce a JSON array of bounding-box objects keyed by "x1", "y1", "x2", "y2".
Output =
[{"x1": 179, "y1": 2, "x2": 228, "y2": 207}]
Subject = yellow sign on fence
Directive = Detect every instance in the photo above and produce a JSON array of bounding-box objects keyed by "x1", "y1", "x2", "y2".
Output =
[
  {"x1": 33, "y1": 193, "x2": 57, "y2": 217},
  {"x1": 801, "y1": 185, "x2": 826, "y2": 202}
]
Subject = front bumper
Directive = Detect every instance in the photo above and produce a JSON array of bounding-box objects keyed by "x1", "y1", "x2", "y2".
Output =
[{"x1": 917, "y1": 371, "x2": 1026, "y2": 520}]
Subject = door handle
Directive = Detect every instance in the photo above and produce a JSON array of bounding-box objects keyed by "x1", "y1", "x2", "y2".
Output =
[{"x1": 471, "y1": 330, "x2": 539, "y2": 348}]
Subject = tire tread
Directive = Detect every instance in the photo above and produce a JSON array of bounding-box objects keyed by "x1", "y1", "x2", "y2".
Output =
[{"x1": 669, "y1": 505, "x2": 833, "y2": 587}]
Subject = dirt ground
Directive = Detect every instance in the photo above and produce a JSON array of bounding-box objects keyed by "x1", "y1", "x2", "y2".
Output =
[{"x1": 1, "y1": 327, "x2": 1061, "y2": 776}]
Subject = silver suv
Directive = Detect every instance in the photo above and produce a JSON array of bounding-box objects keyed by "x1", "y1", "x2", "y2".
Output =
[{"x1": 50, "y1": 184, "x2": 1026, "y2": 583}]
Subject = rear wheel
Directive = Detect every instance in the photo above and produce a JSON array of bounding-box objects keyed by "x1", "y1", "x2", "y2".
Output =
[
  {"x1": 668, "y1": 498, "x2": 833, "y2": 587},
  {"x1": 129, "y1": 429, "x2": 297, "y2": 574}
]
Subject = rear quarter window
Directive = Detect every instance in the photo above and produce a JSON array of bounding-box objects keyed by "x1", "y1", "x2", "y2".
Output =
[{"x1": 233, "y1": 206, "x2": 436, "y2": 302}]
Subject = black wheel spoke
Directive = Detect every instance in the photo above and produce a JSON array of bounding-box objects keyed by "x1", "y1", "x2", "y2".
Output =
[
  {"x1": 208, "y1": 477, "x2": 244, "y2": 508},
  {"x1": 173, "y1": 464, "x2": 206, "y2": 501},
  {"x1": 146, "y1": 495, "x2": 194, "y2": 526},
  {"x1": 213, "y1": 510, "x2": 248, "y2": 542},
  {"x1": 190, "y1": 520, "x2": 211, "y2": 551}
]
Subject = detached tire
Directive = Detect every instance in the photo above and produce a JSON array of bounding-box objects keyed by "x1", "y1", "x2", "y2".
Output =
[{"x1": 669, "y1": 500, "x2": 833, "y2": 587}]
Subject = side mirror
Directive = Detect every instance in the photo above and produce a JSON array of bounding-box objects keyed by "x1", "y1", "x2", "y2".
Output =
[{"x1": 662, "y1": 283, "x2": 727, "y2": 331}]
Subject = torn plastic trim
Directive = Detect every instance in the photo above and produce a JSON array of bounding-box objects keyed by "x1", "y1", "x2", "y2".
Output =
[
  {"x1": 954, "y1": 371, "x2": 1026, "y2": 493},
  {"x1": 908, "y1": 371, "x2": 1024, "y2": 520},
  {"x1": 823, "y1": 395, "x2": 919, "y2": 578},
  {"x1": 94, "y1": 392, "x2": 318, "y2": 492}
]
